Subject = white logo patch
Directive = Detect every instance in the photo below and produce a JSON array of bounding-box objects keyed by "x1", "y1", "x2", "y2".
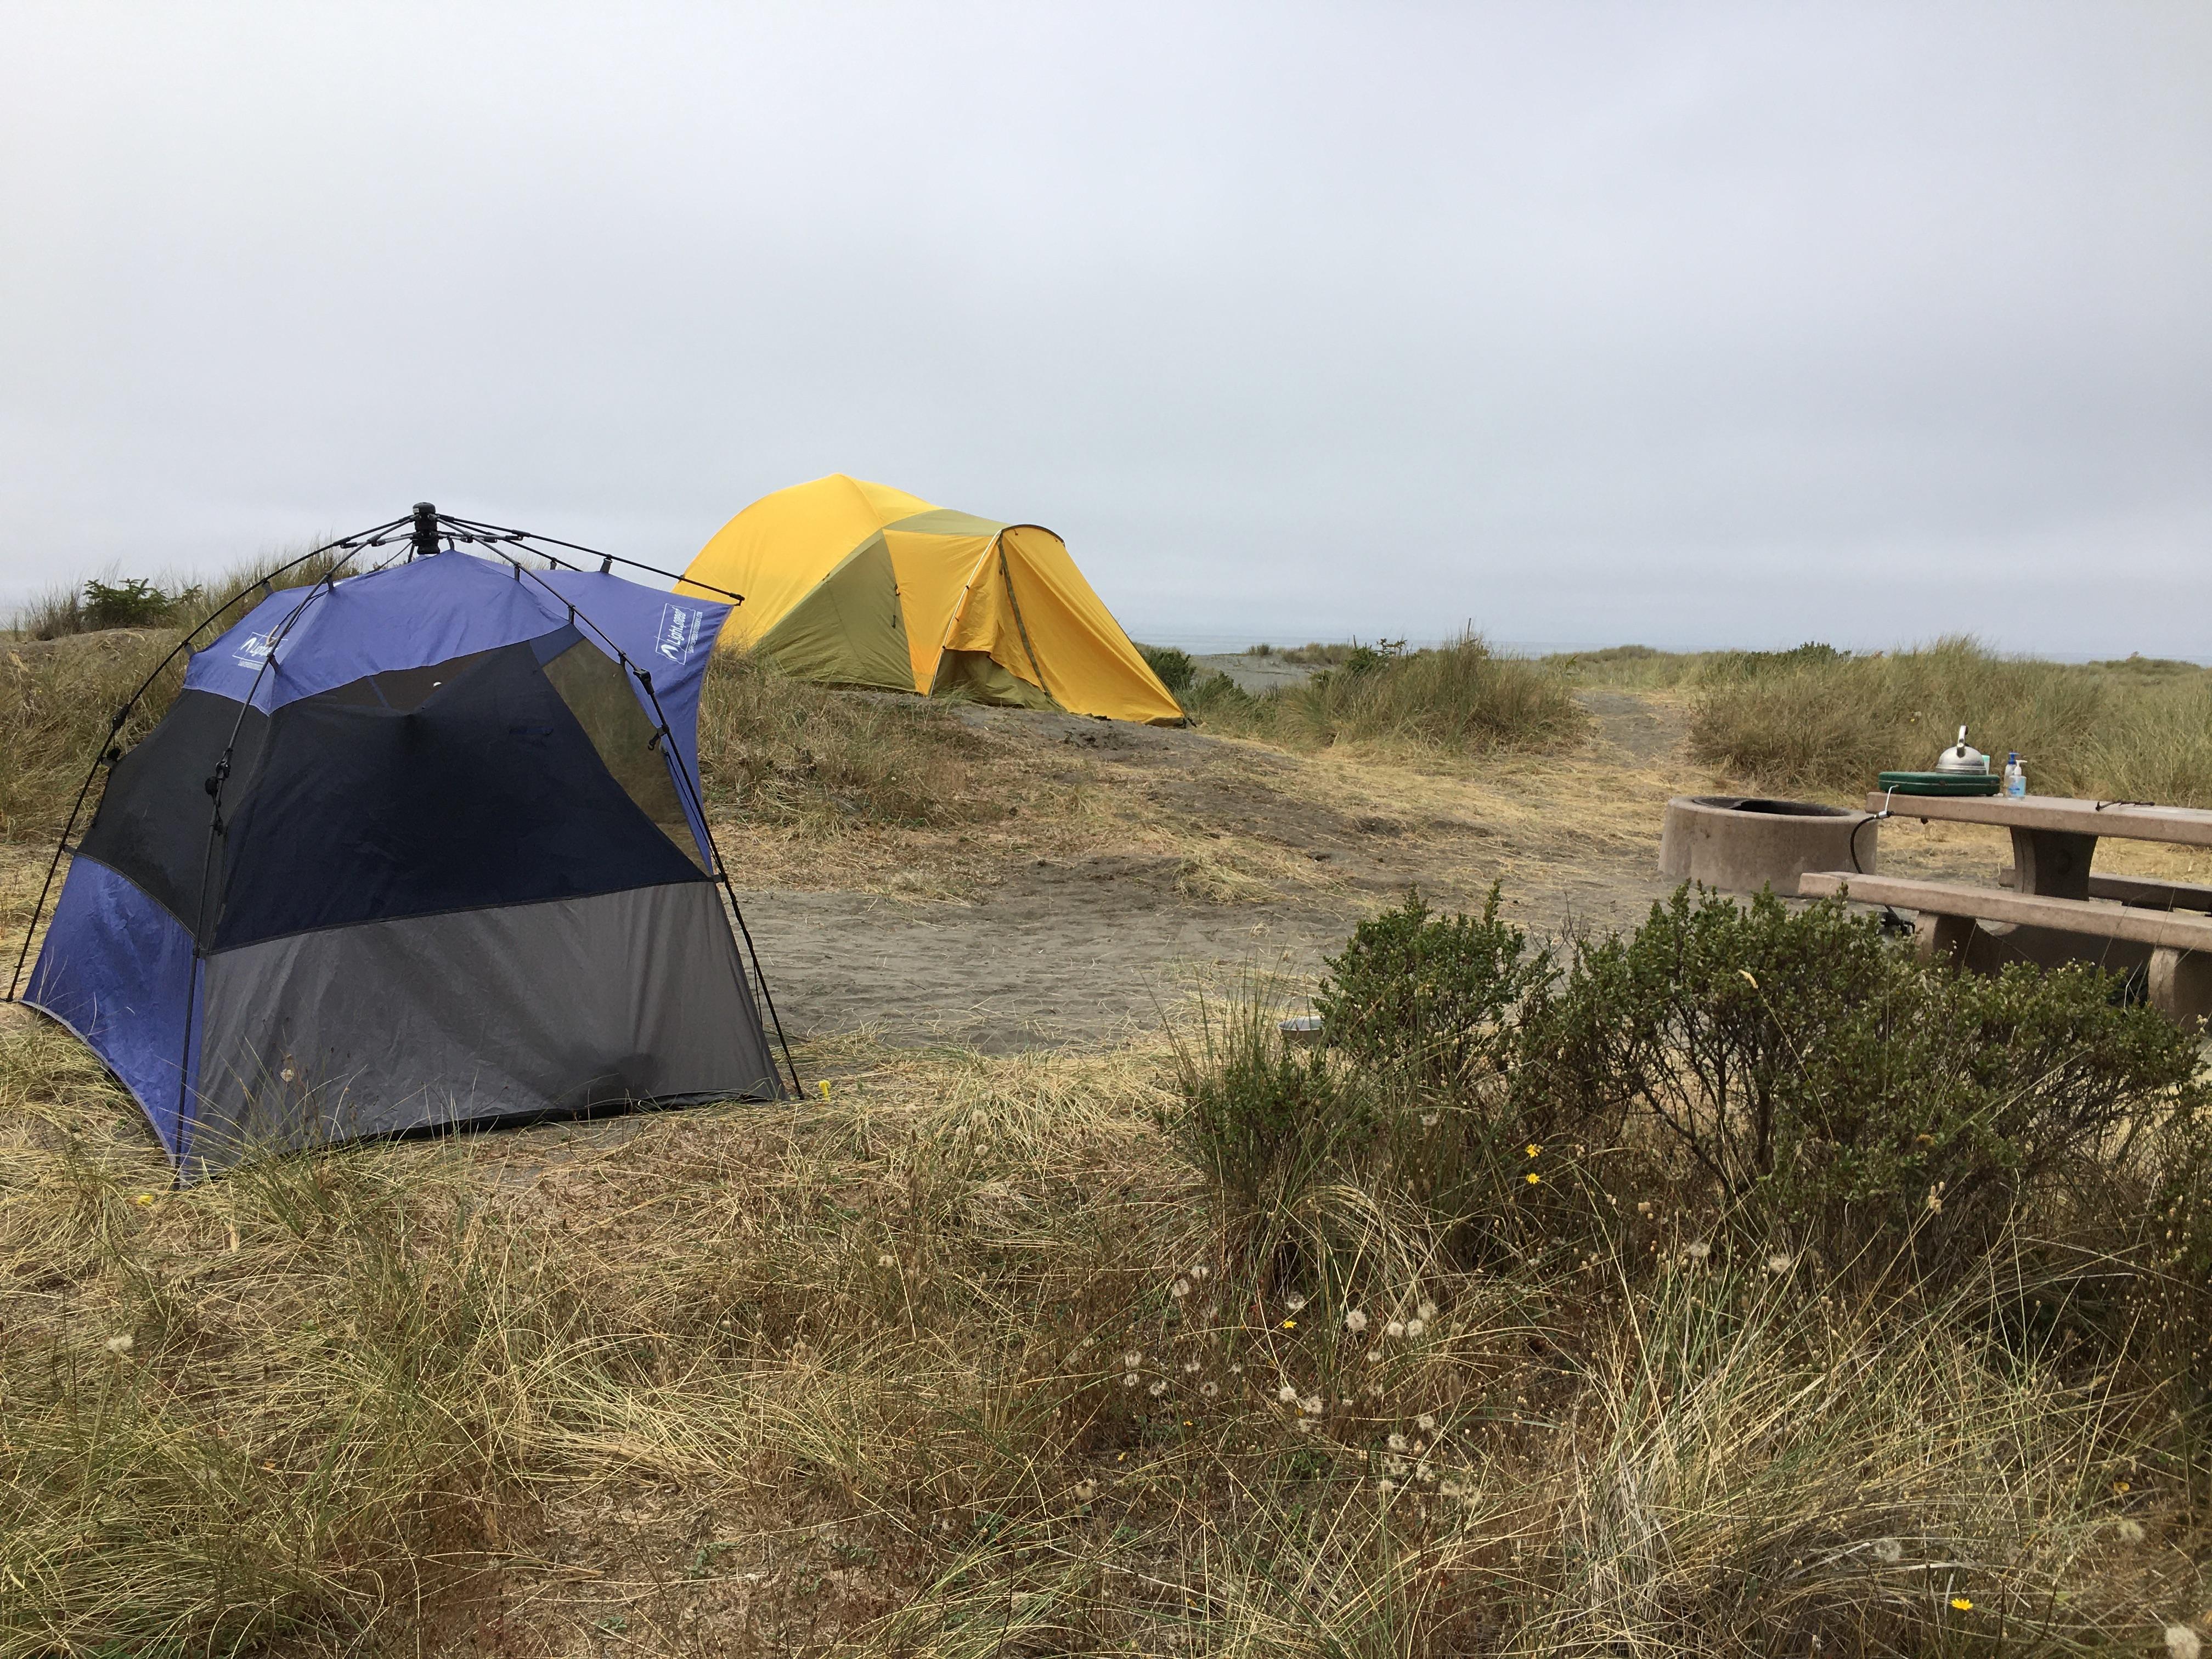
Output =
[
  {"x1": 232, "y1": 633, "x2": 274, "y2": 670},
  {"x1": 655, "y1": 604, "x2": 705, "y2": 664}
]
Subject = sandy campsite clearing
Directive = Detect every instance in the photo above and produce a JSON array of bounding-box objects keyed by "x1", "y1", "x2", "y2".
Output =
[
  {"x1": 725, "y1": 692, "x2": 1694, "y2": 1055},
  {"x1": 728, "y1": 686, "x2": 2212, "y2": 1059}
]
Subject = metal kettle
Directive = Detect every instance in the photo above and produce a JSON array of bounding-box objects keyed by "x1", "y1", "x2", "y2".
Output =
[{"x1": 1934, "y1": 725, "x2": 1989, "y2": 775}]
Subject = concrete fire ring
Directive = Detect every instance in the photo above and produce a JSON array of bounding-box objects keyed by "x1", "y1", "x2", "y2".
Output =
[{"x1": 1658, "y1": 795, "x2": 1876, "y2": 895}]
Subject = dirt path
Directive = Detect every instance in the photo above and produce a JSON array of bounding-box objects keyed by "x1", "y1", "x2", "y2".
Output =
[{"x1": 737, "y1": 694, "x2": 1697, "y2": 1058}]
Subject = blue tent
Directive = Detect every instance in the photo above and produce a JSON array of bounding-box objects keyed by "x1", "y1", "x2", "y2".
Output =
[{"x1": 19, "y1": 513, "x2": 787, "y2": 1177}]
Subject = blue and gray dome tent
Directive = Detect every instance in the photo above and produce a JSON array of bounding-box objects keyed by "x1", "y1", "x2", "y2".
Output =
[{"x1": 8, "y1": 504, "x2": 794, "y2": 1178}]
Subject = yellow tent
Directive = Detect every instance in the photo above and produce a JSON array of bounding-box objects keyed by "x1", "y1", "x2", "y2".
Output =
[{"x1": 678, "y1": 475, "x2": 1183, "y2": 724}]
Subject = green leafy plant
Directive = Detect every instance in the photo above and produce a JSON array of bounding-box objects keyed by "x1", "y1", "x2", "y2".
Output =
[
  {"x1": 1317, "y1": 885, "x2": 1553, "y2": 1088},
  {"x1": 1522, "y1": 885, "x2": 2207, "y2": 1264},
  {"x1": 1136, "y1": 643, "x2": 1197, "y2": 695},
  {"x1": 81, "y1": 577, "x2": 186, "y2": 631}
]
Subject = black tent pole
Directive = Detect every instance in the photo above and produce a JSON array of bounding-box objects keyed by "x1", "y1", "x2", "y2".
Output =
[{"x1": 4, "y1": 517, "x2": 409, "y2": 1003}]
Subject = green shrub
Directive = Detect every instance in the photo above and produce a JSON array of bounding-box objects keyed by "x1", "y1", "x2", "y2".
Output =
[
  {"x1": 1316, "y1": 885, "x2": 1552, "y2": 1088},
  {"x1": 1158, "y1": 995, "x2": 1383, "y2": 1288},
  {"x1": 81, "y1": 577, "x2": 191, "y2": 631},
  {"x1": 1335, "y1": 639, "x2": 1407, "y2": 677},
  {"x1": 1523, "y1": 885, "x2": 2207, "y2": 1265},
  {"x1": 1180, "y1": 670, "x2": 1256, "y2": 721},
  {"x1": 1135, "y1": 644, "x2": 1197, "y2": 695},
  {"x1": 1163, "y1": 1005, "x2": 1369, "y2": 1207}
]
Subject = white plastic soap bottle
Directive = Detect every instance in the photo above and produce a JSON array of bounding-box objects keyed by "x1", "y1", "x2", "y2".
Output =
[{"x1": 2004, "y1": 752, "x2": 2026, "y2": 798}]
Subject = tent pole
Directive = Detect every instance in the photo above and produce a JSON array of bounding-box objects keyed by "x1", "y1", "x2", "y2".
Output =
[{"x1": 4, "y1": 517, "x2": 410, "y2": 1004}]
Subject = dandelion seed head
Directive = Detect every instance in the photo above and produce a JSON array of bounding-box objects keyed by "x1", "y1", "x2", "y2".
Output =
[
  {"x1": 876, "y1": 1252, "x2": 896, "y2": 1268},
  {"x1": 104, "y1": 1333, "x2": 133, "y2": 1355},
  {"x1": 1284, "y1": 1293, "x2": 1307, "y2": 1313},
  {"x1": 1387, "y1": 1432, "x2": 1409, "y2": 1452},
  {"x1": 1636, "y1": 1200, "x2": 1652, "y2": 1215},
  {"x1": 1277, "y1": 1384, "x2": 1298, "y2": 1403},
  {"x1": 2164, "y1": 1624, "x2": 2201, "y2": 1659},
  {"x1": 1073, "y1": 1479, "x2": 1097, "y2": 1501},
  {"x1": 1124, "y1": 1372, "x2": 1139, "y2": 1387},
  {"x1": 1417, "y1": 1461, "x2": 1434, "y2": 1483},
  {"x1": 1366, "y1": 1346, "x2": 1382, "y2": 1361},
  {"x1": 1201, "y1": 1381, "x2": 1220, "y2": 1398},
  {"x1": 1405, "y1": 1319, "x2": 1426, "y2": 1338},
  {"x1": 1183, "y1": 1358, "x2": 1200, "y2": 1373},
  {"x1": 1685, "y1": 1241, "x2": 1712, "y2": 1261},
  {"x1": 1385, "y1": 1455, "x2": 1408, "y2": 1476},
  {"x1": 1872, "y1": 1537, "x2": 1903, "y2": 1564},
  {"x1": 1416, "y1": 1413, "x2": 1436, "y2": 1431},
  {"x1": 1386, "y1": 1320, "x2": 1406, "y2": 1339},
  {"x1": 1293, "y1": 1416, "x2": 1315, "y2": 1434},
  {"x1": 1229, "y1": 1362, "x2": 1244, "y2": 1375},
  {"x1": 1420, "y1": 1113, "x2": 1440, "y2": 1128},
  {"x1": 1345, "y1": 1310, "x2": 1369, "y2": 1333},
  {"x1": 1299, "y1": 1395, "x2": 1322, "y2": 1415},
  {"x1": 1766, "y1": 1255, "x2": 1791, "y2": 1274},
  {"x1": 1378, "y1": 1477, "x2": 1396, "y2": 1492},
  {"x1": 280, "y1": 1067, "x2": 295, "y2": 1082},
  {"x1": 1439, "y1": 1480, "x2": 1465, "y2": 1500},
  {"x1": 1170, "y1": 1278, "x2": 1190, "y2": 1299},
  {"x1": 1417, "y1": 1300, "x2": 1437, "y2": 1321},
  {"x1": 1125, "y1": 1351, "x2": 1143, "y2": 1367},
  {"x1": 1190, "y1": 1265, "x2": 1210, "y2": 1280},
  {"x1": 2114, "y1": 1518, "x2": 2146, "y2": 1543},
  {"x1": 1148, "y1": 1379, "x2": 1168, "y2": 1397}
]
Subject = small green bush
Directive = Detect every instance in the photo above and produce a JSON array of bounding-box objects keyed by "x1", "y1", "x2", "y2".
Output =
[
  {"x1": 1158, "y1": 995, "x2": 1383, "y2": 1288},
  {"x1": 1161, "y1": 1000, "x2": 1372, "y2": 1214},
  {"x1": 1522, "y1": 885, "x2": 2207, "y2": 1263},
  {"x1": 81, "y1": 577, "x2": 190, "y2": 631},
  {"x1": 1136, "y1": 644, "x2": 1197, "y2": 695},
  {"x1": 1334, "y1": 639, "x2": 1407, "y2": 677},
  {"x1": 1317, "y1": 885, "x2": 1552, "y2": 1088}
]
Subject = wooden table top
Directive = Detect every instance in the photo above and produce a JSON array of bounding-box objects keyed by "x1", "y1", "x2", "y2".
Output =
[{"x1": 1864, "y1": 791, "x2": 2212, "y2": 848}]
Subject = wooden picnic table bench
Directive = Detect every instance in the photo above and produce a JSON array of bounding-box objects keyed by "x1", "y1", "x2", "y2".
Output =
[
  {"x1": 1796, "y1": 870, "x2": 2212, "y2": 1022},
  {"x1": 1792, "y1": 793, "x2": 2212, "y2": 1024}
]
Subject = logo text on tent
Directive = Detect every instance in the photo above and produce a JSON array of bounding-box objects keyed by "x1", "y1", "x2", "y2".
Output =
[
  {"x1": 233, "y1": 633, "x2": 275, "y2": 670},
  {"x1": 655, "y1": 605, "x2": 704, "y2": 664}
]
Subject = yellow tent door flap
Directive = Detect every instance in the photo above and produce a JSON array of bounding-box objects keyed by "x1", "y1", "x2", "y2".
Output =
[{"x1": 679, "y1": 476, "x2": 1183, "y2": 725}]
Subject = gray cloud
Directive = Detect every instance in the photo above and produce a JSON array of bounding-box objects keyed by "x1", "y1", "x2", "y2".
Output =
[{"x1": 3, "y1": 2, "x2": 2207, "y2": 654}]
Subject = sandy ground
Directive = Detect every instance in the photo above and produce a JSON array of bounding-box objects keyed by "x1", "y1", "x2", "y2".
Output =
[
  {"x1": 1188, "y1": 651, "x2": 1319, "y2": 693},
  {"x1": 732, "y1": 690, "x2": 1700, "y2": 1058}
]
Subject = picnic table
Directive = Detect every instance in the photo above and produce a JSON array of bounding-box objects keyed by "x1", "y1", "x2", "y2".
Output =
[{"x1": 1793, "y1": 793, "x2": 2212, "y2": 1023}]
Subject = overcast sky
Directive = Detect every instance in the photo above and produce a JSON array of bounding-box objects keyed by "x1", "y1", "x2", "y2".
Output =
[{"x1": 3, "y1": 3, "x2": 2207, "y2": 654}]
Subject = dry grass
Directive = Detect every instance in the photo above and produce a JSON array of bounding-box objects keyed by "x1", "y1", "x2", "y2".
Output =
[
  {"x1": 2, "y1": 1008, "x2": 2202, "y2": 1655},
  {"x1": 1688, "y1": 638, "x2": 2212, "y2": 803},
  {"x1": 3, "y1": 581, "x2": 2208, "y2": 1653},
  {"x1": 1190, "y1": 636, "x2": 1591, "y2": 758}
]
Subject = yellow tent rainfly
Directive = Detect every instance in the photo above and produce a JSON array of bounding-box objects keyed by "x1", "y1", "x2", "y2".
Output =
[{"x1": 678, "y1": 475, "x2": 1184, "y2": 725}]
